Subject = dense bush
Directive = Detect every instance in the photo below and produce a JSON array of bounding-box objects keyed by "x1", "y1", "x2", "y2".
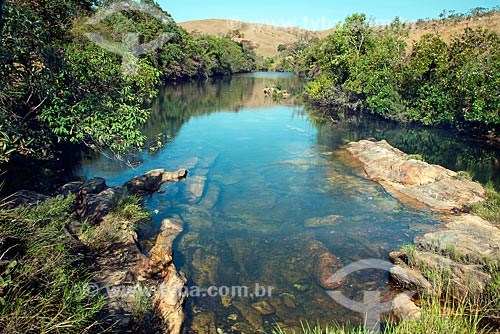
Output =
[
  {"x1": 0, "y1": 0, "x2": 256, "y2": 166},
  {"x1": 302, "y1": 13, "x2": 500, "y2": 132}
]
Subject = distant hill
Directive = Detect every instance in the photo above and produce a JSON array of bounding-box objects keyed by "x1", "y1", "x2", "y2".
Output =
[
  {"x1": 406, "y1": 12, "x2": 500, "y2": 45},
  {"x1": 179, "y1": 19, "x2": 312, "y2": 57},
  {"x1": 180, "y1": 13, "x2": 500, "y2": 58}
]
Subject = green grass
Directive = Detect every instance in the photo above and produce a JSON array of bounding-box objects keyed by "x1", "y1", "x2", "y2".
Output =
[
  {"x1": 0, "y1": 195, "x2": 106, "y2": 333},
  {"x1": 80, "y1": 193, "x2": 150, "y2": 251},
  {"x1": 272, "y1": 268, "x2": 490, "y2": 334},
  {"x1": 272, "y1": 292, "x2": 485, "y2": 334},
  {"x1": 473, "y1": 181, "x2": 500, "y2": 225},
  {"x1": 454, "y1": 171, "x2": 473, "y2": 181},
  {"x1": 406, "y1": 154, "x2": 424, "y2": 161},
  {"x1": 400, "y1": 243, "x2": 418, "y2": 266}
]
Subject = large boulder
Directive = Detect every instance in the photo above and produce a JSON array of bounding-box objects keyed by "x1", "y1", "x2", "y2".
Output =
[
  {"x1": 345, "y1": 140, "x2": 485, "y2": 212},
  {"x1": 416, "y1": 214, "x2": 500, "y2": 265},
  {"x1": 8, "y1": 190, "x2": 50, "y2": 207},
  {"x1": 76, "y1": 187, "x2": 122, "y2": 224}
]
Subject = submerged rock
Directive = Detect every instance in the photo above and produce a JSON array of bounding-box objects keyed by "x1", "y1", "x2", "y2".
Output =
[
  {"x1": 304, "y1": 214, "x2": 342, "y2": 228},
  {"x1": 191, "y1": 312, "x2": 217, "y2": 334},
  {"x1": 305, "y1": 240, "x2": 344, "y2": 290},
  {"x1": 251, "y1": 300, "x2": 276, "y2": 315},
  {"x1": 184, "y1": 175, "x2": 206, "y2": 203},
  {"x1": 233, "y1": 300, "x2": 264, "y2": 331}
]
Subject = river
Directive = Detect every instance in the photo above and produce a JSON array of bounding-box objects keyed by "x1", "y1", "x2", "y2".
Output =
[{"x1": 75, "y1": 72, "x2": 500, "y2": 333}]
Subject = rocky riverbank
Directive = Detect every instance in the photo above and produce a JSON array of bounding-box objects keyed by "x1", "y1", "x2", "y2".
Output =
[
  {"x1": 343, "y1": 139, "x2": 500, "y2": 323},
  {"x1": 9, "y1": 168, "x2": 189, "y2": 333}
]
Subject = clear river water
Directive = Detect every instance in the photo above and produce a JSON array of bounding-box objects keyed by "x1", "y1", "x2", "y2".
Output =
[{"x1": 75, "y1": 72, "x2": 500, "y2": 333}]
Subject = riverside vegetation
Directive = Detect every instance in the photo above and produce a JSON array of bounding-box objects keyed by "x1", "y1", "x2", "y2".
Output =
[
  {"x1": 272, "y1": 9, "x2": 500, "y2": 136},
  {"x1": 0, "y1": 0, "x2": 257, "y2": 172}
]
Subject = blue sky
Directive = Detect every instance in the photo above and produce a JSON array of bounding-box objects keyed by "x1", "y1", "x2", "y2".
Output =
[{"x1": 157, "y1": 0, "x2": 500, "y2": 30}]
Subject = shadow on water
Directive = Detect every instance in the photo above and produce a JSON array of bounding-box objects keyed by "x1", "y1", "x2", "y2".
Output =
[{"x1": 74, "y1": 73, "x2": 500, "y2": 333}]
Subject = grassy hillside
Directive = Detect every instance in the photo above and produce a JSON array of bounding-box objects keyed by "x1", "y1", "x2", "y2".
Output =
[
  {"x1": 181, "y1": 12, "x2": 500, "y2": 57},
  {"x1": 179, "y1": 19, "x2": 311, "y2": 57},
  {"x1": 407, "y1": 12, "x2": 500, "y2": 44}
]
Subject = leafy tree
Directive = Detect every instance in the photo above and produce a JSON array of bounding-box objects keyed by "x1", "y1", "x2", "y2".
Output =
[
  {"x1": 0, "y1": 0, "x2": 257, "y2": 169},
  {"x1": 302, "y1": 13, "x2": 500, "y2": 132}
]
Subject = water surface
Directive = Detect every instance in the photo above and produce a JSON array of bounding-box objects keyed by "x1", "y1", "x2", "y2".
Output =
[{"x1": 76, "y1": 72, "x2": 500, "y2": 333}]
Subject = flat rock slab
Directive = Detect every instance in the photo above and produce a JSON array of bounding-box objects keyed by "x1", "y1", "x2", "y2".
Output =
[{"x1": 345, "y1": 140, "x2": 485, "y2": 212}]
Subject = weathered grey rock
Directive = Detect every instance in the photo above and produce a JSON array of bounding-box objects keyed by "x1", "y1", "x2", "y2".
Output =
[
  {"x1": 390, "y1": 265, "x2": 432, "y2": 293},
  {"x1": 55, "y1": 181, "x2": 85, "y2": 196},
  {"x1": 76, "y1": 187, "x2": 122, "y2": 224},
  {"x1": 346, "y1": 140, "x2": 485, "y2": 212},
  {"x1": 79, "y1": 177, "x2": 108, "y2": 194},
  {"x1": 125, "y1": 168, "x2": 188, "y2": 196},
  {"x1": 304, "y1": 214, "x2": 342, "y2": 228},
  {"x1": 415, "y1": 214, "x2": 500, "y2": 265},
  {"x1": 391, "y1": 293, "x2": 421, "y2": 322},
  {"x1": 57, "y1": 177, "x2": 108, "y2": 197},
  {"x1": 8, "y1": 190, "x2": 50, "y2": 207},
  {"x1": 413, "y1": 252, "x2": 492, "y2": 297}
]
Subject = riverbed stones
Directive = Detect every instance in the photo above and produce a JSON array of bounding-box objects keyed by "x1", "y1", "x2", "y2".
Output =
[
  {"x1": 191, "y1": 312, "x2": 217, "y2": 334},
  {"x1": 198, "y1": 183, "x2": 220, "y2": 209},
  {"x1": 181, "y1": 207, "x2": 213, "y2": 231},
  {"x1": 233, "y1": 300, "x2": 264, "y2": 331},
  {"x1": 251, "y1": 300, "x2": 276, "y2": 315},
  {"x1": 345, "y1": 139, "x2": 485, "y2": 212},
  {"x1": 345, "y1": 139, "x2": 500, "y2": 316},
  {"x1": 184, "y1": 175, "x2": 206, "y2": 203},
  {"x1": 305, "y1": 240, "x2": 344, "y2": 290},
  {"x1": 304, "y1": 214, "x2": 342, "y2": 228}
]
